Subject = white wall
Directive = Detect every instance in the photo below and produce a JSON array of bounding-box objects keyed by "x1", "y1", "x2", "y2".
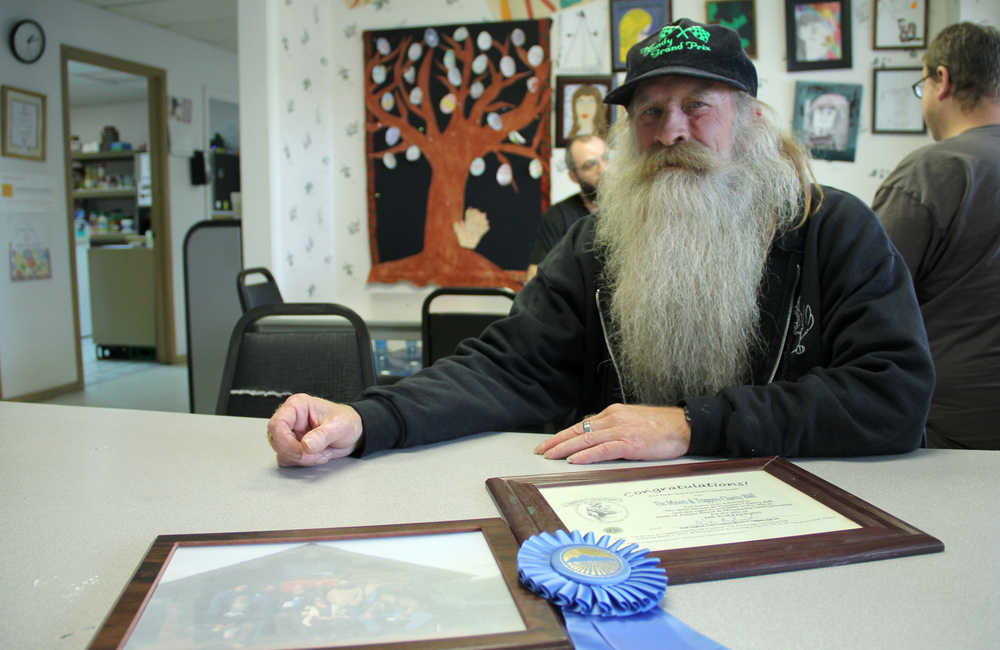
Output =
[
  {"x1": 239, "y1": 0, "x2": 998, "y2": 326},
  {"x1": 70, "y1": 100, "x2": 150, "y2": 150},
  {"x1": 0, "y1": 0, "x2": 237, "y2": 398}
]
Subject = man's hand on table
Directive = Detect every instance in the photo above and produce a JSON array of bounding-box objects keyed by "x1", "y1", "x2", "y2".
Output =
[
  {"x1": 534, "y1": 403, "x2": 691, "y2": 463},
  {"x1": 267, "y1": 394, "x2": 362, "y2": 466}
]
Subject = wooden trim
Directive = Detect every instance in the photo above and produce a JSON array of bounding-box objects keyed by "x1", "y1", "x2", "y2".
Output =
[
  {"x1": 6, "y1": 380, "x2": 84, "y2": 403},
  {"x1": 60, "y1": 45, "x2": 177, "y2": 374},
  {"x1": 60, "y1": 46, "x2": 84, "y2": 394}
]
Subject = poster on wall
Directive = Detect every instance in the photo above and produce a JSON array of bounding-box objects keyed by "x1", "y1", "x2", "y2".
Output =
[
  {"x1": 2, "y1": 174, "x2": 55, "y2": 282},
  {"x1": 363, "y1": 20, "x2": 551, "y2": 289},
  {"x1": 792, "y1": 81, "x2": 862, "y2": 162},
  {"x1": 558, "y1": 1, "x2": 611, "y2": 74}
]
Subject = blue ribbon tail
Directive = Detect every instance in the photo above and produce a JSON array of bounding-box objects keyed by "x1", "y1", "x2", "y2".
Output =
[{"x1": 564, "y1": 609, "x2": 728, "y2": 650}]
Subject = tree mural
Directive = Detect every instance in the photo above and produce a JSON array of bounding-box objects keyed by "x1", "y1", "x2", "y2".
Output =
[{"x1": 364, "y1": 20, "x2": 551, "y2": 289}]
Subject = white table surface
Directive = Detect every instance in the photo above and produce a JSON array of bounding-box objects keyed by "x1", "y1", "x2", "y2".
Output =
[{"x1": 1, "y1": 401, "x2": 997, "y2": 649}]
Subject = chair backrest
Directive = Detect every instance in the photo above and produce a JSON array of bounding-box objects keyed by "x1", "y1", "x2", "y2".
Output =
[
  {"x1": 421, "y1": 287, "x2": 516, "y2": 367},
  {"x1": 236, "y1": 266, "x2": 284, "y2": 312},
  {"x1": 217, "y1": 302, "x2": 376, "y2": 417},
  {"x1": 183, "y1": 220, "x2": 243, "y2": 414}
]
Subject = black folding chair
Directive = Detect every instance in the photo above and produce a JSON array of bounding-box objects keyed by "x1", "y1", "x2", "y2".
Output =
[
  {"x1": 236, "y1": 266, "x2": 284, "y2": 313},
  {"x1": 420, "y1": 287, "x2": 516, "y2": 367},
  {"x1": 217, "y1": 303, "x2": 375, "y2": 417}
]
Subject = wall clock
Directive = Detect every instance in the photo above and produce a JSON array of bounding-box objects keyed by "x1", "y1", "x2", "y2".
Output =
[{"x1": 9, "y1": 19, "x2": 46, "y2": 64}]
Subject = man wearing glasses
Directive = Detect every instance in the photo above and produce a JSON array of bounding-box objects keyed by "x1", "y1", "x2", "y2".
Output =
[
  {"x1": 525, "y1": 134, "x2": 608, "y2": 282},
  {"x1": 873, "y1": 22, "x2": 1000, "y2": 450}
]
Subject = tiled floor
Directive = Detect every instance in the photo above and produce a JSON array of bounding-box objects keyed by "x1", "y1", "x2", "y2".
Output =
[{"x1": 38, "y1": 337, "x2": 190, "y2": 413}]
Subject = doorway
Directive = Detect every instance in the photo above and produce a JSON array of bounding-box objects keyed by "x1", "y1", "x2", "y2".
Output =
[{"x1": 60, "y1": 46, "x2": 175, "y2": 388}]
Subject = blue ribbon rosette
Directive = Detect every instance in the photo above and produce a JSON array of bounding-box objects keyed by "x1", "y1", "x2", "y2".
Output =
[{"x1": 518, "y1": 530, "x2": 727, "y2": 650}]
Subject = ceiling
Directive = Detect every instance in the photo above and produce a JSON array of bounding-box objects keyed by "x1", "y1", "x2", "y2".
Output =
[
  {"x1": 68, "y1": 60, "x2": 148, "y2": 106},
  {"x1": 68, "y1": 0, "x2": 238, "y2": 105},
  {"x1": 75, "y1": 0, "x2": 239, "y2": 54}
]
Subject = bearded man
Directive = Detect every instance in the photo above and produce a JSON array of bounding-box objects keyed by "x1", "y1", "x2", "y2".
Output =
[{"x1": 267, "y1": 19, "x2": 933, "y2": 468}]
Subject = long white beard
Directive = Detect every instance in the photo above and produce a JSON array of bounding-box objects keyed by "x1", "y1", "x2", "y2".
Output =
[{"x1": 595, "y1": 108, "x2": 802, "y2": 405}]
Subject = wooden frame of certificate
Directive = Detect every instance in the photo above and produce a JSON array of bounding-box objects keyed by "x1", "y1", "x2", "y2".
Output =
[
  {"x1": 487, "y1": 457, "x2": 943, "y2": 584},
  {"x1": 91, "y1": 518, "x2": 570, "y2": 649}
]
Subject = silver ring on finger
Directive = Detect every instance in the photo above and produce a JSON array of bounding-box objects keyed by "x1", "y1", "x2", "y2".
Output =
[{"x1": 582, "y1": 419, "x2": 593, "y2": 434}]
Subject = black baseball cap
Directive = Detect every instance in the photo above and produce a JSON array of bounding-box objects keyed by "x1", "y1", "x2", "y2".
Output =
[{"x1": 604, "y1": 18, "x2": 757, "y2": 107}]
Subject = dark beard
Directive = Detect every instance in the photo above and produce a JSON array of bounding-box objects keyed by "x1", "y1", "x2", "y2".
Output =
[{"x1": 578, "y1": 179, "x2": 598, "y2": 203}]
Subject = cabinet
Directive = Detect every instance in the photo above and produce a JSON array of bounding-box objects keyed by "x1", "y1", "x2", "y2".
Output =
[{"x1": 88, "y1": 246, "x2": 156, "y2": 354}]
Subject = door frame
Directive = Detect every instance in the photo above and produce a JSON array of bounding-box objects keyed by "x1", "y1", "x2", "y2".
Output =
[{"x1": 60, "y1": 45, "x2": 176, "y2": 381}]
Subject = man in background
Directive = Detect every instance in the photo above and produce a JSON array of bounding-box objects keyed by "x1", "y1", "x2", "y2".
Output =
[
  {"x1": 525, "y1": 134, "x2": 607, "y2": 281},
  {"x1": 872, "y1": 22, "x2": 1000, "y2": 449}
]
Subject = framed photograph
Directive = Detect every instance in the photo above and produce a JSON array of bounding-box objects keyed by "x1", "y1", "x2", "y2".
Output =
[
  {"x1": 874, "y1": 0, "x2": 928, "y2": 49},
  {"x1": 873, "y1": 67, "x2": 927, "y2": 134},
  {"x1": 785, "y1": 0, "x2": 853, "y2": 71},
  {"x1": 487, "y1": 457, "x2": 943, "y2": 585},
  {"x1": 706, "y1": 0, "x2": 757, "y2": 58},
  {"x1": 792, "y1": 80, "x2": 862, "y2": 161},
  {"x1": 610, "y1": 1, "x2": 672, "y2": 72},
  {"x1": 2, "y1": 85, "x2": 46, "y2": 161},
  {"x1": 91, "y1": 518, "x2": 570, "y2": 650},
  {"x1": 555, "y1": 75, "x2": 612, "y2": 148}
]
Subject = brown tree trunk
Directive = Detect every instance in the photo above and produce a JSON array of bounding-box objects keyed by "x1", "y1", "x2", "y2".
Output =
[{"x1": 367, "y1": 141, "x2": 524, "y2": 290}]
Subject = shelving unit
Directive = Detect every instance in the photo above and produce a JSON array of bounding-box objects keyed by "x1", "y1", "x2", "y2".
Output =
[{"x1": 72, "y1": 150, "x2": 156, "y2": 358}]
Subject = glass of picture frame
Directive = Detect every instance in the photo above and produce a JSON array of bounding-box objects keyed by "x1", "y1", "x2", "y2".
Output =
[
  {"x1": 706, "y1": 0, "x2": 757, "y2": 58},
  {"x1": 1, "y1": 85, "x2": 46, "y2": 162},
  {"x1": 609, "y1": 0, "x2": 672, "y2": 72},
  {"x1": 873, "y1": 67, "x2": 928, "y2": 134},
  {"x1": 90, "y1": 518, "x2": 569, "y2": 649},
  {"x1": 874, "y1": 0, "x2": 929, "y2": 49},
  {"x1": 785, "y1": 0, "x2": 853, "y2": 71},
  {"x1": 554, "y1": 75, "x2": 612, "y2": 148}
]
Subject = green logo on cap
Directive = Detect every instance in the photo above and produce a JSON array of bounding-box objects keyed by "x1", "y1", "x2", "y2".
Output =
[{"x1": 641, "y1": 25, "x2": 712, "y2": 58}]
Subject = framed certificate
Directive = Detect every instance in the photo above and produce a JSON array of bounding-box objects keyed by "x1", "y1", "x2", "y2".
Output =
[
  {"x1": 91, "y1": 518, "x2": 569, "y2": 649},
  {"x1": 487, "y1": 457, "x2": 943, "y2": 584},
  {"x1": 2, "y1": 85, "x2": 46, "y2": 161}
]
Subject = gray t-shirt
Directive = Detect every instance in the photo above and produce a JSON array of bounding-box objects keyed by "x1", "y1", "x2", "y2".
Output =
[{"x1": 872, "y1": 124, "x2": 1000, "y2": 449}]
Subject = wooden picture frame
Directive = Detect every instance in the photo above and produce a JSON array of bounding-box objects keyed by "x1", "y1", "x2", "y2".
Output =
[
  {"x1": 91, "y1": 518, "x2": 570, "y2": 649},
  {"x1": 706, "y1": 0, "x2": 757, "y2": 58},
  {"x1": 610, "y1": 0, "x2": 672, "y2": 72},
  {"x1": 874, "y1": 0, "x2": 929, "y2": 50},
  {"x1": 785, "y1": 0, "x2": 853, "y2": 71},
  {"x1": 554, "y1": 75, "x2": 612, "y2": 148},
  {"x1": 487, "y1": 457, "x2": 943, "y2": 585},
  {"x1": 2, "y1": 85, "x2": 46, "y2": 161},
  {"x1": 873, "y1": 67, "x2": 927, "y2": 134}
]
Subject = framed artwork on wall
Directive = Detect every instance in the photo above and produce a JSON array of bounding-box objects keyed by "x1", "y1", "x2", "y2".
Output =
[
  {"x1": 792, "y1": 80, "x2": 863, "y2": 161},
  {"x1": 1, "y1": 85, "x2": 46, "y2": 161},
  {"x1": 555, "y1": 75, "x2": 612, "y2": 147},
  {"x1": 706, "y1": 0, "x2": 757, "y2": 58},
  {"x1": 785, "y1": 0, "x2": 853, "y2": 71},
  {"x1": 874, "y1": 0, "x2": 928, "y2": 49},
  {"x1": 872, "y1": 67, "x2": 927, "y2": 134},
  {"x1": 610, "y1": 0, "x2": 672, "y2": 72},
  {"x1": 362, "y1": 19, "x2": 551, "y2": 289}
]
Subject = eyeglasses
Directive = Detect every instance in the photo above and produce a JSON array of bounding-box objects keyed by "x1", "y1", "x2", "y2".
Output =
[
  {"x1": 912, "y1": 75, "x2": 931, "y2": 99},
  {"x1": 577, "y1": 152, "x2": 610, "y2": 173}
]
